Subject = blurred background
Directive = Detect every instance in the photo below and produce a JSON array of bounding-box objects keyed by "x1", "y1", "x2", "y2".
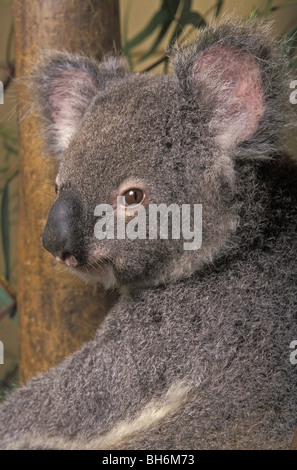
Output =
[{"x1": 0, "y1": 0, "x2": 296, "y2": 397}]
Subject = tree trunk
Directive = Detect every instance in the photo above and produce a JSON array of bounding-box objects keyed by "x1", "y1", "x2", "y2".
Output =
[{"x1": 12, "y1": 0, "x2": 120, "y2": 383}]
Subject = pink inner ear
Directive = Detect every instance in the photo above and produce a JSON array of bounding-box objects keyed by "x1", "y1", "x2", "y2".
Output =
[
  {"x1": 49, "y1": 69, "x2": 99, "y2": 150},
  {"x1": 193, "y1": 45, "x2": 266, "y2": 143}
]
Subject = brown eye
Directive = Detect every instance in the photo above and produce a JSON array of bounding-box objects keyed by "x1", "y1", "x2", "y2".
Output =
[{"x1": 124, "y1": 189, "x2": 144, "y2": 206}]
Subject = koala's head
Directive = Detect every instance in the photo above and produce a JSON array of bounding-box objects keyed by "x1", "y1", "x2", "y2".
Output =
[{"x1": 32, "y1": 20, "x2": 291, "y2": 290}]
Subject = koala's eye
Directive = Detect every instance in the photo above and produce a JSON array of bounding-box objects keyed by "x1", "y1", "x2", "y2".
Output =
[
  {"x1": 124, "y1": 189, "x2": 144, "y2": 206},
  {"x1": 55, "y1": 184, "x2": 58, "y2": 194}
]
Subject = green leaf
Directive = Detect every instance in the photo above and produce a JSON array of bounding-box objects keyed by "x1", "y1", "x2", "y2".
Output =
[
  {"x1": 167, "y1": 0, "x2": 193, "y2": 46},
  {"x1": 3, "y1": 140, "x2": 18, "y2": 155},
  {"x1": 0, "y1": 282, "x2": 13, "y2": 308},
  {"x1": 0, "y1": 277, "x2": 17, "y2": 321},
  {"x1": 122, "y1": 0, "x2": 132, "y2": 55},
  {"x1": 137, "y1": 19, "x2": 173, "y2": 62},
  {"x1": 181, "y1": 10, "x2": 206, "y2": 29},
  {"x1": 0, "y1": 277, "x2": 16, "y2": 319},
  {"x1": 0, "y1": 126, "x2": 18, "y2": 144},
  {"x1": 215, "y1": 0, "x2": 225, "y2": 17},
  {"x1": 0, "y1": 181, "x2": 10, "y2": 281},
  {"x1": 123, "y1": 9, "x2": 169, "y2": 53},
  {"x1": 168, "y1": 10, "x2": 207, "y2": 48},
  {"x1": 180, "y1": 0, "x2": 192, "y2": 16},
  {"x1": 264, "y1": 0, "x2": 275, "y2": 17},
  {"x1": 162, "y1": 0, "x2": 181, "y2": 18}
]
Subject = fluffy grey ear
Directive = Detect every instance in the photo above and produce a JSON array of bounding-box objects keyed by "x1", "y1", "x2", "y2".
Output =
[
  {"x1": 31, "y1": 53, "x2": 128, "y2": 155},
  {"x1": 191, "y1": 44, "x2": 265, "y2": 149},
  {"x1": 172, "y1": 20, "x2": 291, "y2": 155}
]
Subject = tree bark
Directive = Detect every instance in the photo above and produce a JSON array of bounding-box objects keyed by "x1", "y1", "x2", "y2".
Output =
[{"x1": 12, "y1": 0, "x2": 120, "y2": 383}]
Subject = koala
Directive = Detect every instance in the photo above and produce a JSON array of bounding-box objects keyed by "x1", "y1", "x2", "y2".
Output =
[{"x1": 0, "y1": 18, "x2": 296, "y2": 450}]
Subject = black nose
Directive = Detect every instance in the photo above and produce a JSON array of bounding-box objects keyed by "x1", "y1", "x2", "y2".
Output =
[{"x1": 42, "y1": 190, "x2": 86, "y2": 267}]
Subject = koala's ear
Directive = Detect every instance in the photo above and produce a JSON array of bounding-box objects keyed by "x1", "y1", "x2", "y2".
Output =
[
  {"x1": 31, "y1": 53, "x2": 128, "y2": 156},
  {"x1": 171, "y1": 21, "x2": 286, "y2": 152},
  {"x1": 190, "y1": 45, "x2": 266, "y2": 148}
]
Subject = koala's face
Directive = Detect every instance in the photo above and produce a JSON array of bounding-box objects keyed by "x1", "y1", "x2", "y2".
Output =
[
  {"x1": 48, "y1": 74, "x2": 191, "y2": 287},
  {"x1": 42, "y1": 70, "x2": 211, "y2": 288},
  {"x1": 36, "y1": 22, "x2": 281, "y2": 289}
]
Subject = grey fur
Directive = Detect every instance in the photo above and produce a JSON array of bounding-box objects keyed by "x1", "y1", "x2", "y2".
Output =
[{"x1": 0, "y1": 19, "x2": 296, "y2": 449}]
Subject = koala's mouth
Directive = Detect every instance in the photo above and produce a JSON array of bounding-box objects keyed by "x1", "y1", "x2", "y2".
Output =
[
  {"x1": 55, "y1": 253, "x2": 116, "y2": 286},
  {"x1": 55, "y1": 253, "x2": 81, "y2": 268}
]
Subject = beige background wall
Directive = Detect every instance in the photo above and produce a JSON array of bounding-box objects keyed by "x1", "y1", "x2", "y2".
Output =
[{"x1": 0, "y1": 0, "x2": 296, "y2": 386}]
